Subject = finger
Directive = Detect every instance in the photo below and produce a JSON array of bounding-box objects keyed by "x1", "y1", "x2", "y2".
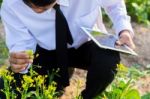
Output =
[
  {"x1": 115, "y1": 40, "x2": 124, "y2": 46},
  {"x1": 11, "y1": 63, "x2": 28, "y2": 70},
  {"x1": 9, "y1": 58, "x2": 33, "y2": 65},
  {"x1": 10, "y1": 52, "x2": 29, "y2": 59},
  {"x1": 118, "y1": 31, "x2": 136, "y2": 50},
  {"x1": 117, "y1": 39, "x2": 135, "y2": 50},
  {"x1": 117, "y1": 35, "x2": 131, "y2": 45},
  {"x1": 9, "y1": 58, "x2": 28, "y2": 64},
  {"x1": 10, "y1": 64, "x2": 27, "y2": 73},
  {"x1": 116, "y1": 38, "x2": 136, "y2": 50},
  {"x1": 11, "y1": 68, "x2": 25, "y2": 73},
  {"x1": 115, "y1": 44, "x2": 120, "y2": 48},
  {"x1": 126, "y1": 40, "x2": 136, "y2": 49},
  {"x1": 28, "y1": 59, "x2": 33, "y2": 64},
  {"x1": 131, "y1": 42, "x2": 136, "y2": 49}
]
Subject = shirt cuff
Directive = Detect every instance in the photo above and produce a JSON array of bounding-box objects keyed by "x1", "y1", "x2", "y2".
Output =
[
  {"x1": 114, "y1": 18, "x2": 134, "y2": 38},
  {"x1": 9, "y1": 44, "x2": 36, "y2": 53}
]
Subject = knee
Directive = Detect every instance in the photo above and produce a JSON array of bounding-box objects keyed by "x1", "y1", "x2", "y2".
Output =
[{"x1": 98, "y1": 51, "x2": 120, "y2": 70}]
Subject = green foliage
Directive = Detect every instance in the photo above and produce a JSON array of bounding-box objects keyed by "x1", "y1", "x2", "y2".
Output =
[
  {"x1": 95, "y1": 64, "x2": 150, "y2": 99},
  {"x1": 102, "y1": 0, "x2": 150, "y2": 25},
  {"x1": 0, "y1": 0, "x2": 2, "y2": 6},
  {"x1": 0, "y1": 39, "x2": 8, "y2": 65},
  {"x1": 126, "y1": 0, "x2": 150, "y2": 25},
  {"x1": 0, "y1": 66, "x2": 59, "y2": 99},
  {"x1": 142, "y1": 93, "x2": 150, "y2": 99}
]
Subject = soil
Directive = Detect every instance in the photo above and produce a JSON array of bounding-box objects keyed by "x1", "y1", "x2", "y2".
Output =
[{"x1": 0, "y1": 22, "x2": 150, "y2": 98}]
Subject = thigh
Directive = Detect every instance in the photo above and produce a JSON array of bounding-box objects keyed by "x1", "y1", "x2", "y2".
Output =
[
  {"x1": 33, "y1": 42, "x2": 92, "y2": 71},
  {"x1": 68, "y1": 41, "x2": 120, "y2": 69},
  {"x1": 68, "y1": 41, "x2": 92, "y2": 69},
  {"x1": 88, "y1": 41, "x2": 120, "y2": 75}
]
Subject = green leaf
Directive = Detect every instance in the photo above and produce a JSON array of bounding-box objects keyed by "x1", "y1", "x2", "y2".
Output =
[
  {"x1": 141, "y1": 93, "x2": 150, "y2": 99},
  {"x1": 122, "y1": 89, "x2": 141, "y2": 99}
]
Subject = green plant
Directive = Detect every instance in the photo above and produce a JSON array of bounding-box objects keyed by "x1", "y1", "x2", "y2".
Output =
[
  {"x1": 95, "y1": 63, "x2": 150, "y2": 99},
  {"x1": 0, "y1": 66, "x2": 16, "y2": 99},
  {"x1": 0, "y1": 62, "x2": 150, "y2": 98},
  {"x1": 126, "y1": 0, "x2": 150, "y2": 25},
  {"x1": 102, "y1": 0, "x2": 150, "y2": 25},
  {"x1": 0, "y1": 0, "x2": 2, "y2": 6},
  {"x1": 0, "y1": 39, "x2": 8, "y2": 65},
  {"x1": 0, "y1": 65, "x2": 58, "y2": 99},
  {"x1": 141, "y1": 93, "x2": 150, "y2": 99}
]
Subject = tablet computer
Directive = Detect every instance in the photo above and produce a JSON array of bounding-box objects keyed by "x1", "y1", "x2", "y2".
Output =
[{"x1": 81, "y1": 27, "x2": 137, "y2": 56}]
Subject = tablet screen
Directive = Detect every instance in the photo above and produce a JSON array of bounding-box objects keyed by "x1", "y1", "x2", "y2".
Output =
[{"x1": 81, "y1": 27, "x2": 137, "y2": 56}]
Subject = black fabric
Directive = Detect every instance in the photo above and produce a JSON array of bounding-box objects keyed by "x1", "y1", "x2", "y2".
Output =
[
  {"x1": 0, "y1": 78, "x2": 5, "y2": 99},
  {"x1": 53, "y1": 3, "x2": 73, "y2": 87},
  {"x1": 0, "y1": 41, "x2": 120, "y2": 99},
  {"x1": 33, "y1": 41, "x2": 120, "y2": 99},
  {"x1": 81, "y1": 41, "x2": 120, "y2": 99}
]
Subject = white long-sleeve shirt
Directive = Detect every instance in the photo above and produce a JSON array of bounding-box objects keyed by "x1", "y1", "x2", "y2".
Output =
[{"x1": 1, "y1": 0, "x2": 133, "y2": 52}]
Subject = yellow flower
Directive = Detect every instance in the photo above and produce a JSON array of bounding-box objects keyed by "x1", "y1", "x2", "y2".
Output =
[
  {"x1": 25, "y1": 50, "x2": 34, "y2": 59},
  {"x1": 16, "y1": 87, "x2": 21, "y2": 92},
  {"x1": 23, "y1": 75, "x2": 34, "y2": 83},
  {"x1": 0, "y1": 66, "x2": 8, "y2": 76},
  {"x1": 117, "y1": 63, "x2": 128, "y2": 72},
  {"x1": 5, "y1": 75, "x2": 14, "y2": 82},
  {"x1": 48, "y1": 81, "x2": 57, "y2": 92},
  {"x1": 34, "y1": 75, "x2": 45, "y2": 86},
  {"x1": 22, "y1": 75, "x2": 34, "y2": 89}
]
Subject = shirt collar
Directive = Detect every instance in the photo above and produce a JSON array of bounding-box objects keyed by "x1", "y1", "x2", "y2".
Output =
[{"x1": 57, "y1": 0, "x2": 69, "y2": 7}]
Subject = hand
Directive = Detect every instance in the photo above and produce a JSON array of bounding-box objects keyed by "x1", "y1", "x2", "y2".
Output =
[
  {"x1": 115, "y1": 30, "x2": 136, "y2": 49},
  {"x1": 9, "y1": 51, "x2": 33, "y2": 73}
]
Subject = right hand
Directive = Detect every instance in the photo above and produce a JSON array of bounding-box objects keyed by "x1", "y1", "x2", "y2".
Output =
[
  {"x1": 9, "y1": 51, "x2": 33, "y2": 73},
  {"x1": 115, "y1": 30, "x2": 136, "y2": 49}
]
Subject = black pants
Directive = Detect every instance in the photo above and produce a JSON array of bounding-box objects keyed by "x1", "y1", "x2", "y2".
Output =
[{"x1": 0, "y1": 41, "x2": 120, "y2": 99}]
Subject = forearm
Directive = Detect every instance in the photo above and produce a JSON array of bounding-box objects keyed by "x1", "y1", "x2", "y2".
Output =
[{"x1": 101, "y1": 0, "x2": 134, "y2": 37}]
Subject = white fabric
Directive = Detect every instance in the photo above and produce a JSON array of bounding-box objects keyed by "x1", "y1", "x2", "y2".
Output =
[{"x1": 1, "y1": 0, "x2": 134, "y2": 52}]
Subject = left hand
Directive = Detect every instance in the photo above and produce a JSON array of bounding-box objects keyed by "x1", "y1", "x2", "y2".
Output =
[{"x1": 115, "y1": 30, "x2": 136, "y2": 49}]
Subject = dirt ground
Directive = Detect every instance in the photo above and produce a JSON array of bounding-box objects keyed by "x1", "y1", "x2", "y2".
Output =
[
  {"x1": 121, "y1": 23, "x2": 150, "y2": 67},
  {"x1": 0, "y1": 22, "x2": 150, "y2": 98}
]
